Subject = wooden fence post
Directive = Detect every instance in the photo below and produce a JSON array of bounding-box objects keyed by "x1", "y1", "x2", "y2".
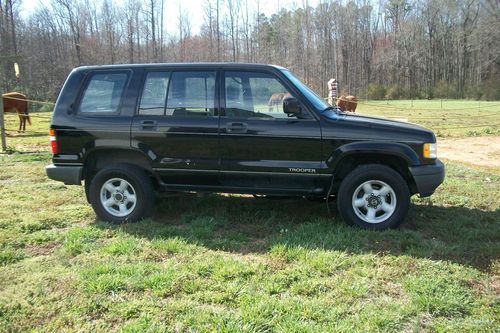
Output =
[
  {"x1": 0, "y1": 92, "x2": 7, "y2": 152},
  {"x1": 0, "y1": 56, "x2": 23, "y2": 152}
]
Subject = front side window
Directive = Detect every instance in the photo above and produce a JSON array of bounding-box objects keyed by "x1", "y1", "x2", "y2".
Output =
[
  {"x1": 224, "y1": 71, "x2": 308, "y2": 119},
  {"x1": 281, "y1": 69, "x2": 329, "y2": 111},
  {"x1": 79, "y1": 72, "x2": 128, "y2": 113},
  {"x1": 139, "y1": 72, "x2": 170, "y2": 115},
  {"x1": 166, "y1": 71, "x2": 216, "y2": 117}
]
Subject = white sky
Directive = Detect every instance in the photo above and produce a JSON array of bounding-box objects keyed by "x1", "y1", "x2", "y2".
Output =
[{"x1": 20, "y1": 0, "x2": 320, "y2": 37}]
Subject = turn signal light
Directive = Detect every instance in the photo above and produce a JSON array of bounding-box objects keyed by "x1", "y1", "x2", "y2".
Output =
[
  {"x1": 49, "y1": 128, "x2": 58, "y2": 155},
  {"x1": 423, "y1": 143, "x2": 437, "y2": 159}
]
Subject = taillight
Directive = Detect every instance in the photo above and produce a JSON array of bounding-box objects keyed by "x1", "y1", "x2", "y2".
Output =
[{"x1": 49, "y1": 128, "x2": 58, "y2": 155}]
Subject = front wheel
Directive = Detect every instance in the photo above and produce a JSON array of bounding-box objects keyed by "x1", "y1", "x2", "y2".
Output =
[
  {"x1": 89, "y1": 164, "x2": 154, "y2": 223},
  {"x1": 337, "y1": 164, "x2": 410, "y2": 230}
]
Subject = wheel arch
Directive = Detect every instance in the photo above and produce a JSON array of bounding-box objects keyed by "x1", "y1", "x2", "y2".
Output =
[
  {"x1": 83, "y1": 148, "x2": 153, "y2": 180},
  {"x1": 329, "y1": 142, "x2": 419, "y2": 194}
]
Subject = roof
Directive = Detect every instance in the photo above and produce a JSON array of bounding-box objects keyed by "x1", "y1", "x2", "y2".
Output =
[{"x1": 74, "y1": 62, "x2": 288, "y2": 72}]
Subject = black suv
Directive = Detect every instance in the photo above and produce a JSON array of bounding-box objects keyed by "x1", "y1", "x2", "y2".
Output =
[{"x1": 46, "y1": 63, "x2": 444, "y2": 229}]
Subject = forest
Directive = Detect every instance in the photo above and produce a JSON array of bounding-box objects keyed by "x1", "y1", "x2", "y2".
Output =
[{"x1": 0, "y1": 0, "x2": 499, "y2": 102}]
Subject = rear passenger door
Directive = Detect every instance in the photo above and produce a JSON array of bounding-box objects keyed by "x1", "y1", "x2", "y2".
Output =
[{"x1": 131, "y1": 70, "x2": 220, "y2": 185}]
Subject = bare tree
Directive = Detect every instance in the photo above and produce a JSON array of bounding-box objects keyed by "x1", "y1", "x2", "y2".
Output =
[
  {"x1": 203, "y1": 0, "x2": 216, "y2": 61},
  {"x1": 53, "y1": 0, "x2": 83, "y2": 65},
  {"x1": 226, "y1": 0, "x2": 239, "y2": 62},
  {"x1": 0, "y1": 0, "x2": 498, "y2": 100}
]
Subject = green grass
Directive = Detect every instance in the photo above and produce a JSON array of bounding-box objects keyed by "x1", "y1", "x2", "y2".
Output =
[
  {"x1": 0, "y1": 156, "x2": 499, "y2": 332},
  {"x1": 355, "y1": 100, "x2": 500, "y2": 138},
  {"x1": 0, "y1": 100, "x2": 499, "y2": 331}
]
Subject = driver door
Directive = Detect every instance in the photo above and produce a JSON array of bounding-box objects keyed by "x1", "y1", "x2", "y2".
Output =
[{"x1": 219, "y1": 70, "x2": 323, "y2": 191}]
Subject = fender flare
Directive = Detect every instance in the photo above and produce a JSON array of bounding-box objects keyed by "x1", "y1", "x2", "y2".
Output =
[
  {"x1": 82, "y1": 147, "x2": 153, "y2": 174},
  {"x1": 327, "y1": 141, "x2": 420, "y2": 171}
]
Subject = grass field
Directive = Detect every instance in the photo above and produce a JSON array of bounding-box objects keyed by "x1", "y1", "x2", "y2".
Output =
[
  {"x1": 355, "y1": 100, "x2": 500, "y2": 138},
  {"x1": 0, "y1": 100, "x2": 499, "y2": 332}
]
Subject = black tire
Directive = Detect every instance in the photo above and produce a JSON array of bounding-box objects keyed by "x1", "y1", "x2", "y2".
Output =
[
  {"x1": 84, "y1": 178, "x2": 91, "y2": 203},
  {"x1": 88, "y1": 164, "x2": 154, "y2": 223},
  {"x1": 84, "y1": 172, "x2": 94, "y2": 204},
  {"x1": 337, "y1": 164, "x2": 410, "y2": 230}
]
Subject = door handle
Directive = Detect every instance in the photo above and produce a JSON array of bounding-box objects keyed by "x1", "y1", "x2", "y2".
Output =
[
  {"x1": 226, "y1": 122, "x2": 247, "y2": 134},
  {"x1": 140, "y1": 120, "x2": 157, "y2": 130}
]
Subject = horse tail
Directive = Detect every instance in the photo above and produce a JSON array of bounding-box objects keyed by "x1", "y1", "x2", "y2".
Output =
[{"x1": 26, "y1": 115, "x2": 32, "y2": 125}]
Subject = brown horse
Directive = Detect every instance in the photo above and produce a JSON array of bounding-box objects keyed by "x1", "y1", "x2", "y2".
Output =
[
  {"x1": 2, "y1": 92, "x2": 31, "y2": 132},
  {"x1": 337, "y1": 95, "x2": 358, "y2": 112},
  {"x1": 268, "y1": 92, "x2": 291, "y2": 111}
]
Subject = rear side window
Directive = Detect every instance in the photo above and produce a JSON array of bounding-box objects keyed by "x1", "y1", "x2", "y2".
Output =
[
  {"x1": 79, "y1": 72, "x2": 128, "y2": 113},
  {"x1": 139, "y1": 72, "x2": 170, "y2": 115},
  {"x1": 166, "y1": 71, "x2": 216, "y2": 117}
]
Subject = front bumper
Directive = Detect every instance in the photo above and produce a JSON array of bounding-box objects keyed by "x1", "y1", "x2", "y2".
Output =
[
  {"x1": 46, "y1": 164, "x2": 83, "y2": 185},
  {"x1": 409, "y1": 159, "x2": 445, "y2": 197}
]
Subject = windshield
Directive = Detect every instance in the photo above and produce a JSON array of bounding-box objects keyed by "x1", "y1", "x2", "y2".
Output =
[{"x1": 281, "y1": 70, "x2": 330, "y2": 111}]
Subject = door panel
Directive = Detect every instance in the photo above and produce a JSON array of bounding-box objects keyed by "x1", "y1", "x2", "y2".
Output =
[
  {"x1": 131, "y1": 70, "x2": 220, "y2": 185},
  {"x1": 220, "y1": 71, "x2": 323, "y2": 190},
  {"x1": 56, "y1": 70, "x2": 135, "y2": 164}
]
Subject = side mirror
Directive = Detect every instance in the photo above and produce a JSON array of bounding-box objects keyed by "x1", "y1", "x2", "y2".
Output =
[{"x1": 283, "y1": 96, "x2": 301, "y2": 116}]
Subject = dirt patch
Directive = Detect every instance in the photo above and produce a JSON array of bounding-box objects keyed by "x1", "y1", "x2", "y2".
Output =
[
  {"x1": 438, "y1": 136, "x2": 500, "y2": 169},
  {"x1": 237, "y1": 238, "x2": 268, "y2": 254},
  {"x1": 24, "y1": 242, "x2": 59, "y2": 256}
]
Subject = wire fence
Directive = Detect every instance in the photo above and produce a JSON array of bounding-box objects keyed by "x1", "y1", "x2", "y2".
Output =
[
  {"x1": 3, "y1": 114, "x2": 498, "y2": 135},
  {"x1": 6, "y1": 113, "x2": 52, "y2": 119},
  {"x1": 4, "y1": 95, "x2": 500, "y2": 114},
  {"x1": 1, "y1": 95, "x2": 54, "y2": 151},
  {"x1": 1, "y1": 95, "x2": 55, "y2": 106},
  {"x1": 356, "y1": 100, "x2": 500, "y2": 111},
  {"x1": 2, "y1": 95, "x2": 500, "y2": 152}
]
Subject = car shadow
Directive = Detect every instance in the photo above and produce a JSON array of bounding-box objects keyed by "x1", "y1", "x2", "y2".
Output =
[{"x1": 96, "y1": 193, "x2": 500, "y2": 272}]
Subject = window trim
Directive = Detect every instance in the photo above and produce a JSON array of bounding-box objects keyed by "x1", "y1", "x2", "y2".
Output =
[
  {"x1": 221, "y1": 70, "x2": 314, "y2": 120},
  {"x1": 137, "y1": 70, "x2": 172, "y2": 116},
  {"x1": 136, "y1": 70, "x2": 218, "y2": 118},
  {"x1": 166, "y1": 71, "x2": 218, "y2": 118},
  {"x1": 75, "y1": 70, "x2": 132, "y2": 116}
]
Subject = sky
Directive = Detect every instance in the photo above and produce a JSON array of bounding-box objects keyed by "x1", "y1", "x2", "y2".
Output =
[{"x1": 20, "y1": 0, "x2": 320, "y2": 37}]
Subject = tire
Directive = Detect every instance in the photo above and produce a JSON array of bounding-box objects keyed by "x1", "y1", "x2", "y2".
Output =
[
  {"x1": 337, "y1": 164, "x2": 410, "y2": 230},
  {"x1": 84, "y1": 178, "x2": 91, "y2": 203},
  {"x1": 88, "y1": 164, "x2": 154, "y2": 223}
]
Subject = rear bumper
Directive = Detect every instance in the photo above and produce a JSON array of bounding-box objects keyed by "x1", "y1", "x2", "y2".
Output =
[
  {"x1": 46, "y1": 164, "x2": 83, "y2": 185},
  {"x1": 409, "y1": 160, "x2": 445, "y2": 197}
]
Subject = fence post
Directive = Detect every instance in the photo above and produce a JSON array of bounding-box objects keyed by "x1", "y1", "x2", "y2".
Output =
[{"x1": 0, "y1": 92, "x2": 6, "y2": 152}]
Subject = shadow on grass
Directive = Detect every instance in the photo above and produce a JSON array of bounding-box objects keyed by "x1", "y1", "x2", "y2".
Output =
[
  {"x1": 96, "y1": 193, "x2": 500, "y2": 271},
  {"x1": 6, "y1": 132, "x2": 48, "y2": 138}
]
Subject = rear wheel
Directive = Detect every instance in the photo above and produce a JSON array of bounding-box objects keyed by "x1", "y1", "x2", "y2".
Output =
[
  {"x1": 337, "y1": 164, "x2": 410, "y2": 230},
  {"x1": 89, "y1": 164, "x2": 154, "y2": 223}
]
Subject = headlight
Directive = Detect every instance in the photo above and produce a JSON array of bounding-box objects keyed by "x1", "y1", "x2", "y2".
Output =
[{"x1": 423, "y1": 143, "x2": 437, "y2": 159}]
